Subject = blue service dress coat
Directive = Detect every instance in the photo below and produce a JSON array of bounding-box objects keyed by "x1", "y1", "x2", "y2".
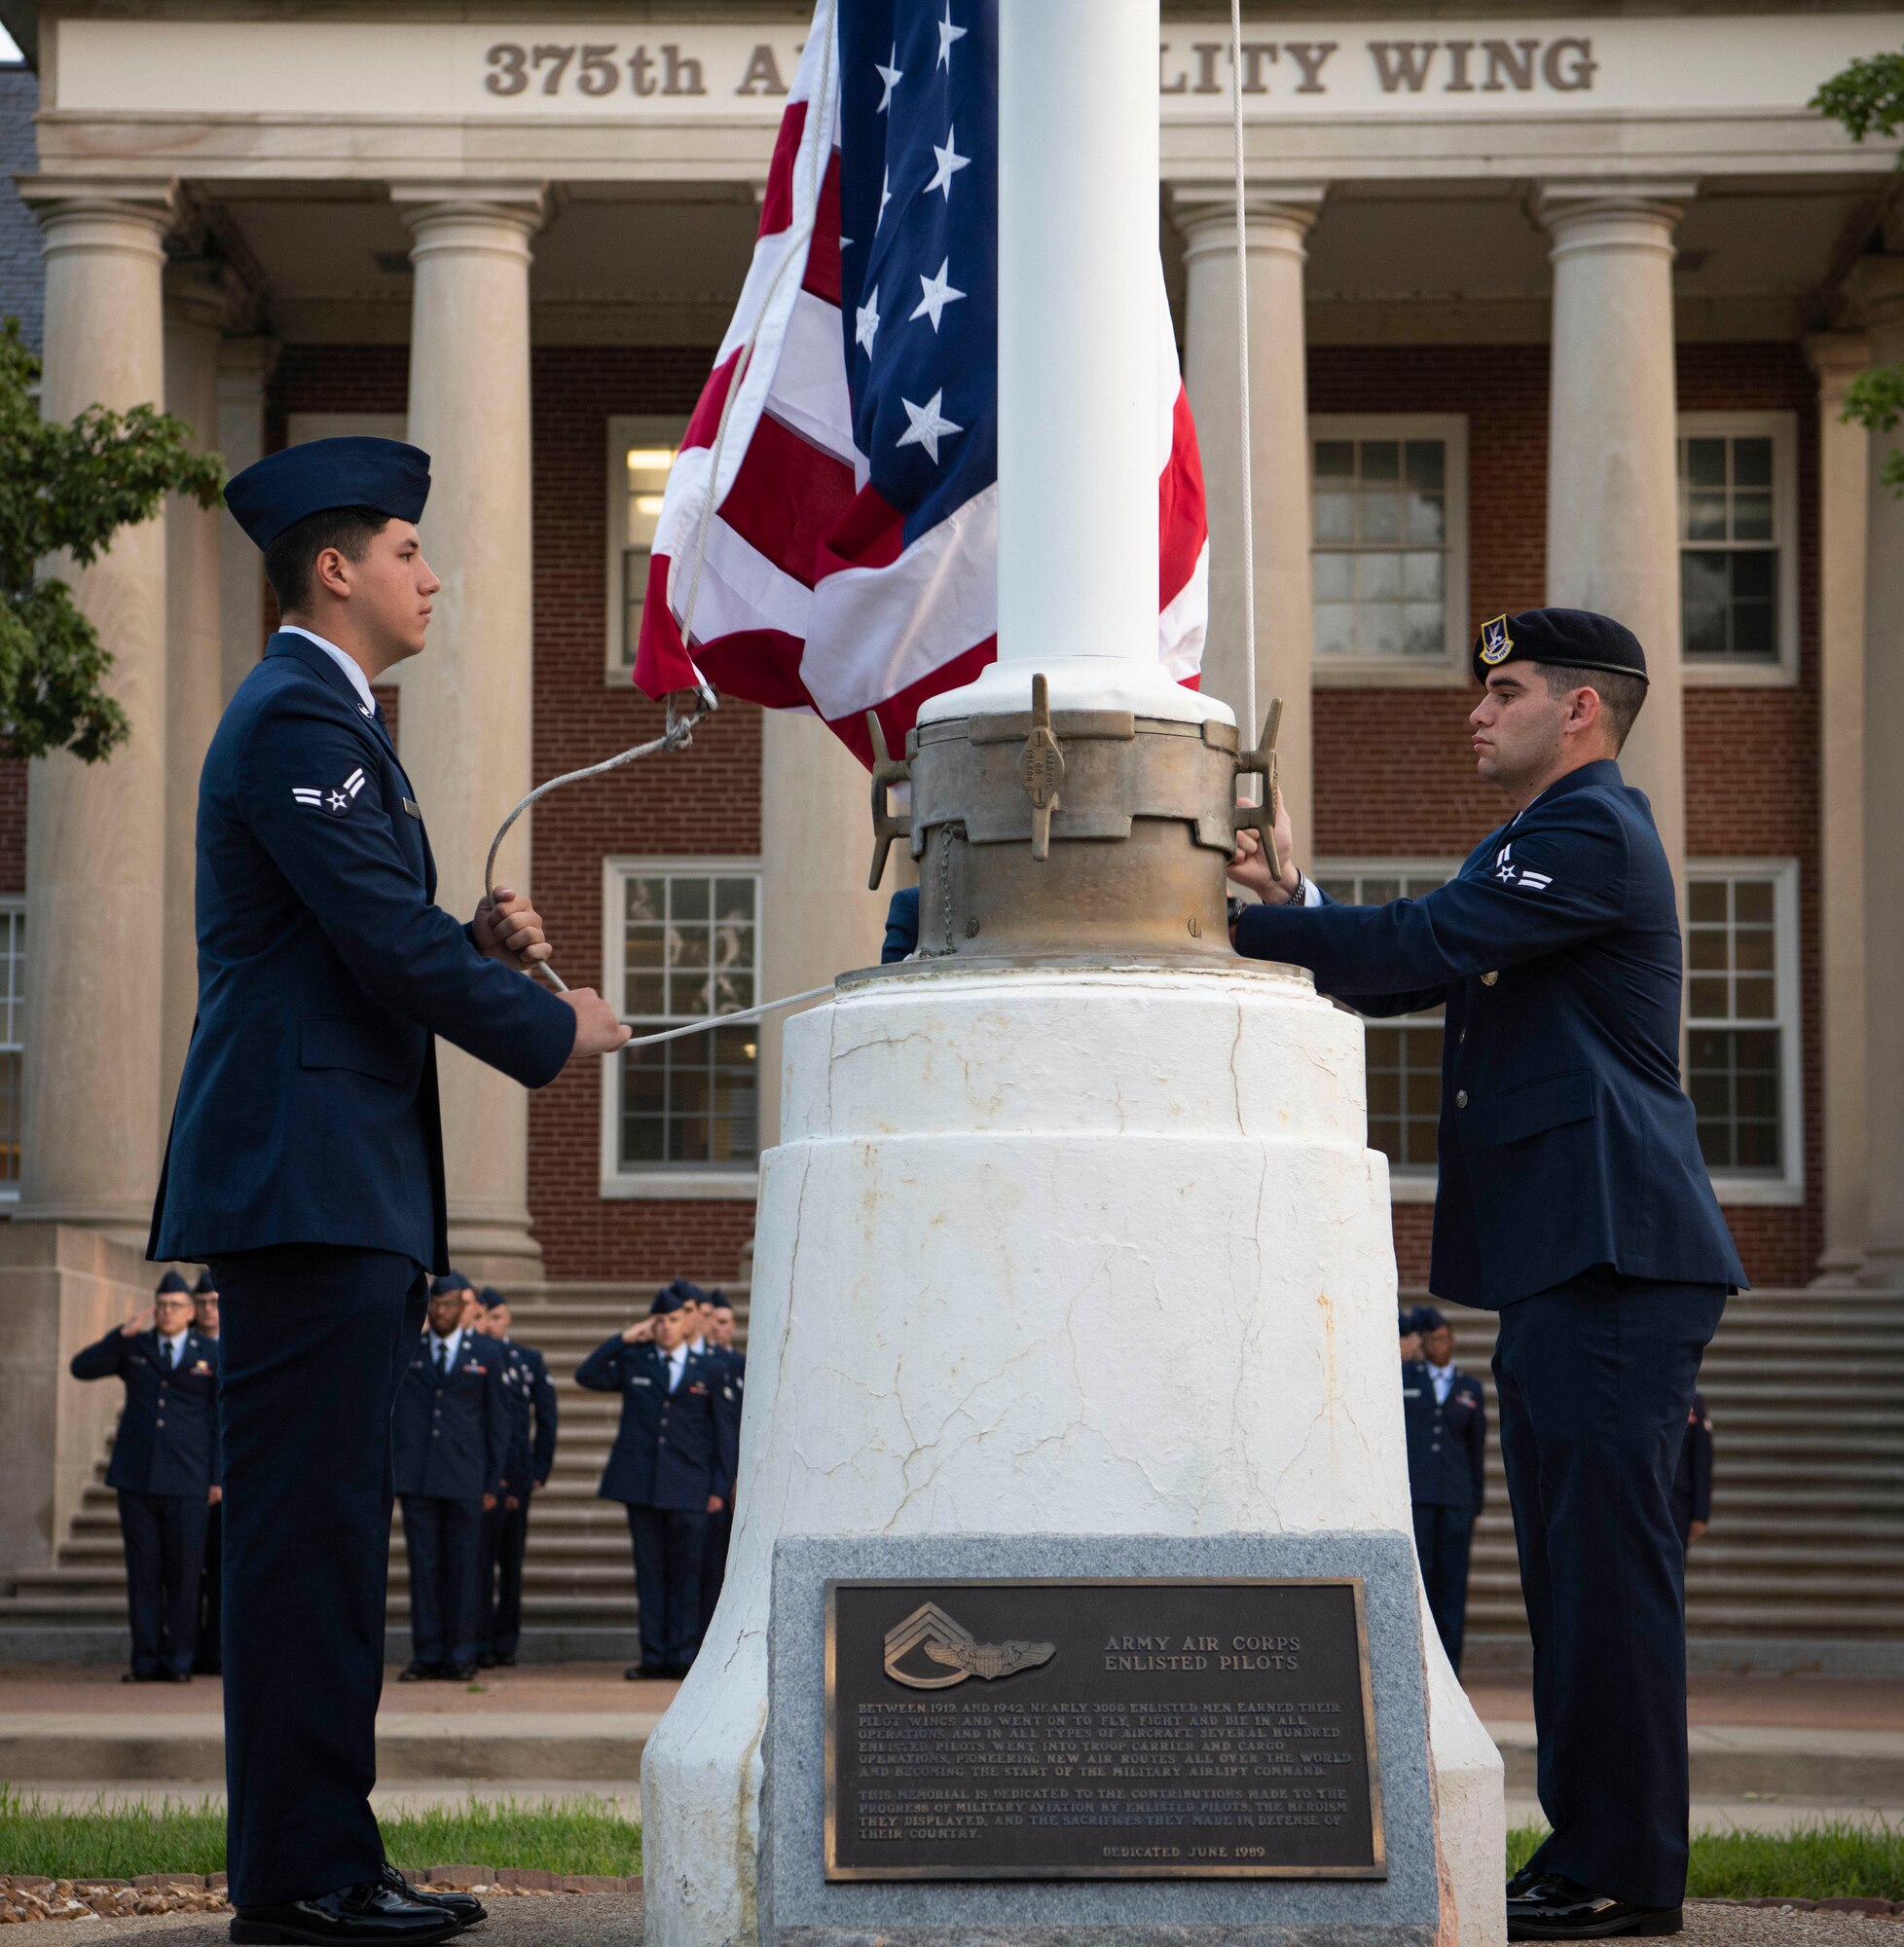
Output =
[
  {"x1": 1402, "y1": 1363, "x2": 1486, "y2": 1512},
  {"x1": 1237, "y1": 759, "x2": 1746, "y2": 1308},
  {"x1": 496, "y1": 1341, "x2": 559, "y2": 1491},
  {"x1": 70, "y1": 1327, "x2": 222, "y2": 1496},
  {"x1": 392, "y1": 1333, "x2": 508, "y2": 1503},
  {"x1": 148, "y1": 630, "x2": 575, "y2": 1273},
  {"x1": 574, "y1": 1338, "x2": 740, "y2": 1511}
]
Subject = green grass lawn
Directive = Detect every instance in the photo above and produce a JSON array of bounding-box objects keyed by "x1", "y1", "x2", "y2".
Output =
[
  {"x1": 1508, "y1": 1821, "x2": 1904, "y2": 1902},
  {"x1": 3, "y1": 1792, "x2": 1896, "y2": 1899},
  {"x1": 0, "y1": 1787, "x2": 641, "y2": 1882}
]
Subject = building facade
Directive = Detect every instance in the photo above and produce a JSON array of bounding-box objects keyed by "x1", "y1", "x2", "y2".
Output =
[{"x1": 2, "y1": 0, "x2": 1902, "y2": 1300}]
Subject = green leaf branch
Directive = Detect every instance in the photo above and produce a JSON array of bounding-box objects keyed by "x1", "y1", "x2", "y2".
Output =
[{"x1": 0, "y1": 315, "x2": 226, "y2": 762}]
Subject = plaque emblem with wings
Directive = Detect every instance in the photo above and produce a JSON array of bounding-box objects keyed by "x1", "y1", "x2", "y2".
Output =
[{"x1": 882, "y1": 1602, "x2": 1056, "y2": 1690}]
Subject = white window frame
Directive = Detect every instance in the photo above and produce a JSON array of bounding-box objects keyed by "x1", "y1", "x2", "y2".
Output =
[
  {"x1": 0, "y1": 897, "x2": 22, "y2": 1202},
  {"x1": 1685, "y1": 857, "x2": 1804, "y2": 1206},
  {"x1": 1677, "y1": 411, "x2": 1800, "y2": 688},
  {"x1": 1312, "y1": 858, "x2": 1462, "y2": 1201},
  {"x1": 599, "y1": 854, "x2": 762, "y2": 1201},
  {"x1": 1308, "y1": 415, "x2": 1470, "y2": 689},
  {"x1": 604, "y1": 415, "x2": 690, "y2": 685}
]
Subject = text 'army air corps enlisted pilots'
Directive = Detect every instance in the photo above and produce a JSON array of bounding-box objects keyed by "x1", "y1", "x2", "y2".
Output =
[
  {"x1": 146, "y1": 437, "x2": 631, "y2": 1947},
  {"x1": 1228, "y1": 606, "x2": 1746, "y2": 1943}
]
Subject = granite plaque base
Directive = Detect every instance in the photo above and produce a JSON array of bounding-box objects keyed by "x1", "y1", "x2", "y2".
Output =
[{"x1": 762, "y1": 1533, "x2": 1445, "y2": 1947}]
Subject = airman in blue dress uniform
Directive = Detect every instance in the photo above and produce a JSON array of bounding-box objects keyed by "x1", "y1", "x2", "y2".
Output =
[
  {"x1": 392, "y1": 1274, "x2": 508, "y2": 1680},
  {"x1": 189, "y1": 1271, "x2": 224, "y2": 1675},
  {"x1": 147, "y1": 437, "x2": 630, "y2": 1944},
  {"x1": 473, "y1": 1289, "x2": 557, "y2": 1668},
  {"x1": 698, "y1": 1290, "x2": 745, "y2": 1629},
  {"x1": 1671, "y1": 1391, "x2": 1713, "y2": 1551},
  {"x1": 1230, "y1": 609, "x2": 1745, "y2": 1940},
  {"x1": 70, "y1": 1270, "x2": 222, "y2": 1683},
  {"x1": 575, "y1": 1285, "x2": 740, "y2": 1679},
  {"x1": 1402, "y1": 1304, "x2": 1486, "y2": 1673}
]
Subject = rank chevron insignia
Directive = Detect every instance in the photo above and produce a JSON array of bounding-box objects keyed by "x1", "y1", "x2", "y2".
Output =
[
  {"x1": 882, "y1": 1601, "x2": 1055, "y2": 1690},
  {"x1": 292, "y1": 767, "x2": 368, "y2": 816}
]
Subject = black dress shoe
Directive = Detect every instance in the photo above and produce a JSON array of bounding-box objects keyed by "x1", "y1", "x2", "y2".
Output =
[
  {"x1": 475, "y1": 1652, "x2": 494, "y2": 1670},
  {"x1": 1507, "y1": 1875, "x2": 1682, "y2": 1940},
  {"x1": 493, "y1": 1652, "x2": 516, "y2": 1668},
  {"x1": 377, "y1": 1864, "x2": 484, "y2": 1931},
  {"x1": 231, "y1": 1877, "x2": 462, "y2": 1944},
  {"x1": 624, "y1": 1663, "x2": 665, "y2": 1680},
  {"x1": 396, "y1": 1660, "x2": 437, "y2": 1683},
  {"x1": 160, "y1": 1667, "x2": 194, "y2": 1683},
  {"x1": 441, "y1": 1661, "x2": 479, "y2": 1681}
]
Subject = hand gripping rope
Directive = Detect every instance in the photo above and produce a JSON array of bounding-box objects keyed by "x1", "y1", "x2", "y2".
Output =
[{"x1": 480, "y1": 0, "x2": 1263, "y2": 1051}]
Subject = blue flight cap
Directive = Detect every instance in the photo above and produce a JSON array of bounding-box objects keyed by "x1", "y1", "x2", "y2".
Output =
[
  {"x1": 480, "y1": 1286, "x2": 505, "y2": 1308},
  {"x1": 224, "y1": 436, "x2": 432, "y2": 552},
  {"x1": 669, "y1": 1277, "x2": 710, "y2": 1305},
  {"x1": 649, "y1": 1287, "x2": 689, "y2": 1317},
  {"x1": 155, "y1": 1269, "x2": 192, "y2": 1297},
  {"x1": 430, "y1": 1271, "x2": 472, "y2": 1298},
  {"x1": 192, "y1": 1270, "x2": 216, "y2": 1297},
  {"x1": 1415, "y1": 1304, "x2": 1448, "y2": 1333},
  {"x1": 1398, "y1": 1307, "x2": 1421, "y2": 1336}
]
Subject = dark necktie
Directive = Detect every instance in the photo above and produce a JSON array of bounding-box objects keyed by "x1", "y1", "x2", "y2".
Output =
[
  {"x1": 159, "y1": 1339, "x2": 174, "y2": 1373},
  {"x1": 435, "y1": 1341, "x2": 448, "y2": 1380}
]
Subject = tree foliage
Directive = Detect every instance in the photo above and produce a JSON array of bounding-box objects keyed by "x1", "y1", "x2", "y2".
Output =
[
  {"x1": 1812, "y1": 51, "x2": 1904, "y2": 491},
  {"x1": 0, "y1": 315, "x2": 226, "y2": 762}
]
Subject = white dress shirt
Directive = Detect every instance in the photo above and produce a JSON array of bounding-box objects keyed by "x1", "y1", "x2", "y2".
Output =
[
  {"x1": 280, "y1": 624, "x2": 378, "y2": 718},
  {"x1": 665, "y1": 1343, "x2": 689, "y2": 1393},
  {"x1": 1427, "y1": 1358, "x2": 1454, "y2": 1406},
  {"x1": 428, "y1": 1326, "x2": 464, "y2": 1375},
  {"x1": 159, "y1": 1326, "x2": 191, "y2": 1368}
]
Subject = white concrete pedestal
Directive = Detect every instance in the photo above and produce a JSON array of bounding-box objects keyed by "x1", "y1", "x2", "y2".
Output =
[{"x1": 641, "y1": 958, "x2": 1503, "y2": 1947}]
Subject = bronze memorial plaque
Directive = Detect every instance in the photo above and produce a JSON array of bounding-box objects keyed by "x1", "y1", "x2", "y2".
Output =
[{"x1": 824, "y1": 1577, "x2": 1383, "y2": 1882}]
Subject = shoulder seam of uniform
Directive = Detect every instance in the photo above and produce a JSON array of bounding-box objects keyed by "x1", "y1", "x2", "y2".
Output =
[{"x1": 232, "y1": 659, "x2": 386, "y2": 792}]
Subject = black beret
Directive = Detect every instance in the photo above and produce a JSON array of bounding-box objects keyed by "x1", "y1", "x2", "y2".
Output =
[
  {"x1": 225, "y1": 436, "x2": 431, "y2": 552},
  {"x1": 1415, "y1": 1304, "x2": 1447, "y2": 1333},
  {"x1": 430, "y1": 1271, "x2": 472, "y2": 1297},
  {"x1": 155, "y1": 1269, "x2": 192, "y2": 1297},
  {"x1": 1474, "y1": 607, "x2": 1648, "y2": 687},
  {"x1": 649, "y1": 1287, "x2": 689, "y2": 1317},
  {"x1": 192, "y1": 1270, "x2": 217, "y2": 1297}
]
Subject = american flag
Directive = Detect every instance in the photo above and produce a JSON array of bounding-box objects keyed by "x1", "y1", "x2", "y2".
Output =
[{"x1": 634, "y1": 0, "x2": 1210, "y2": 766}]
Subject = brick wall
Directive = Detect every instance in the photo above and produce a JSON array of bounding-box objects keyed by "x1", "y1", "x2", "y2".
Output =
[
  {"x1": 1311, "y1": 342, "x2": 1823, "y2": 1288},
  {"x1": 525, "y1": 346, "x2": 759, "y2": 1281}
]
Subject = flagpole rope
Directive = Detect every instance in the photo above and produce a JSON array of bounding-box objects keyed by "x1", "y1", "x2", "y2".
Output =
[
  {"x1": 1228, "y1": 0, "x2": 1259, "y2": 805},
  {"x1": 480, "y1": 0, "x2": 842, "y2": 1038}
]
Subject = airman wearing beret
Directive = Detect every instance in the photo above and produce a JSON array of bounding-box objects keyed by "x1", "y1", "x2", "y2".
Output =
[{"x1": 1230, "y1": 606, "x2": 1742, "y2": 1938}]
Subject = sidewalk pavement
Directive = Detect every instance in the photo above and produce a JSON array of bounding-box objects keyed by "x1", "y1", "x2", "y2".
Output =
[{"x1": 7, "y1": 1666, "x2": 1904, "y2": 1835}]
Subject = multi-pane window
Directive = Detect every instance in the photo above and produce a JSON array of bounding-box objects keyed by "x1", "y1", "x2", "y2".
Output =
[
  {"x1": 621, "y1": 444, "x2": 679, "y2": 669},
  {"x1": 1686, "y1": 868, "x2": 1797, "y2": 1182},
  {"x1": 614, "y1": 866, "x2": 760, "y2": 1172},
  {"x1": 0, "y1": 902, "x2": 21, "y2": 1194},
  {"x1": 1313, "y1": 864, "x2": 1456, "y2": 1176},
  {"x1": 1312, "y1": 430, "x2": 1458, "y2": 665},
  {"x1": 1676, "y1": 415, "x2": 1795, "y2": 676}
]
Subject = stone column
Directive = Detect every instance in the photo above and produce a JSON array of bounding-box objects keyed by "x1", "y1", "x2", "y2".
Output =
[
  {"x1": 216, "y1": 337, "x2": 278, "y2": 703},
  {"x1": 161, "y1": 267, "x2": 227, "y2": 1128},
  {"x1": 1847, "y1": 259, "x2": 1904, "y2": 1288},
  {"x1": 1177, "y1": 188, "x2": 1322, "y2": 864},
  {"x1": 1805, "y1": 333, "x2": 1871, "y2": 1285},
  {"x1": 1541, "y1": 184, "x2": 1692, "y2": 887},
  {"x1": 395, "y1": 187, "x2": 546, "y2": 1285},
  {"x1": 757, "y1": 714, "x2": 894, "y2": 1153},
  {"x1": 16, "y1": 188, "x2": 176, "y2": 1237}
]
